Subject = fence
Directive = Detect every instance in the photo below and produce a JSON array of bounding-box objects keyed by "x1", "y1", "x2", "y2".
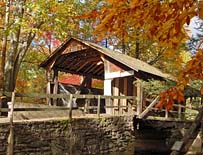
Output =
[
  {"x1": 0, "y1": 91, "x2": 138, "y2": 120},
  {"x1": 0, "y1": 91, "x2": 200, "y2": 121}
]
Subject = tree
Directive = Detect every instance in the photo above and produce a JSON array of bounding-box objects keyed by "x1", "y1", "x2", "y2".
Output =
[
  {"x1": 0, "y1": 0, "x2": 80, "y2": 93},
  {"x1": 83, "y1": 0, "x2": 203, "y2": 109}
]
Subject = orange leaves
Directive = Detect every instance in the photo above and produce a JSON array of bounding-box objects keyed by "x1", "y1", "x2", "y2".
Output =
[
  {"x1": 83, "y1": 0, "x2": 197, "y2": 50},
  {"x1": 198, "y1": 0, "x2": 203, "y2": 19},
  {"x1": 0, "y1": 1, "x2": 5, "y2": 6},
  {"x1": 156, "y1": 49, "x2": 203, "y2": 110},
  {"x1": 156, "y1": 86, "x2": 185, "y2": 110},
  {"x1": 200, "y1": 86, "x2": 203, "y2": 95},
  {"x1": 183, "y1": 49, "x2": 203, "y2": 80},
  {"x1": 77, "y1": 9, "x2": 99, "y2": 19}
]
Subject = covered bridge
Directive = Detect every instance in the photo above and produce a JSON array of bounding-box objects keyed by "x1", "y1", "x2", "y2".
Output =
[{"x1": 40, "y1": 37, "x2": 173, "y2": 115}]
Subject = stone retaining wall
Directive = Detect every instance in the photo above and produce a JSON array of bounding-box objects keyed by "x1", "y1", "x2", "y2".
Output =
[{"x1": 0, "y1": 116, "x2": 134, "y2": 155}]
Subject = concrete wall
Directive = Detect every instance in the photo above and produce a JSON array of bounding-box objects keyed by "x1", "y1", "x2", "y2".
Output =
[{"x1": 0, "y1": 116, "x2": 134, "y2": 155}]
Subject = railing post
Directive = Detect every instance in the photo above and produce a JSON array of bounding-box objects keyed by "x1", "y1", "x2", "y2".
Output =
[
  {"x1": 68, "y1": 94, "x2": 73, "y2": 120},
  {"x1": 118, "y1": 97, "x2": 120, "y2": 116},
  {"x1": 97, "y1": 95, "x2": 101, "y2": 117},
  {"x1": 7, "y1": 91, "x2": 15, "y2": 155},
  {"x1": 128, "y1": 99, "x2": 133, "y2": 115},
  {"x1": 111, "y1": 97, "x2": 114, "y2": 116},
  {"x1": 178, "y1": 104, "x2": 181, "y2": 119},
  {"x1": 189, "y1": 97, "x2": 192, "y2": 118},
  {"x1": 165, "y1": 109, "x2": 169, "y2": 119},
  {"x1": 84, "y1": 99, "x2": 90, "y2": 114}
]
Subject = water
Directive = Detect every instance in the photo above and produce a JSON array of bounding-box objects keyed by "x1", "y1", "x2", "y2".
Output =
[
  {"x1": 108, "y1": 127, "x2": 172, "y2": 155},
  {"x1": 108, "y1": 141, "x2": 171, "y2": 155}
]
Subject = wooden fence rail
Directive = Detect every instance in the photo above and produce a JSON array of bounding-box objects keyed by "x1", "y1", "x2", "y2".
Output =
[
  {"x1": 0, "y1": 91, "x2": 138, "y2": 120},
  {"x1": 1, "y1": 91, "x2": 200, "y2": 121},
  {"x1": 1, "y1": 91, "x2": 137, "y2": 100}
]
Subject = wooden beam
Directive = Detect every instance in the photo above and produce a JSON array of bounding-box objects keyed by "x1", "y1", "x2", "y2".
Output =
[
  {"x1": 137, "y1": 96, "x2": 159, "y2": 119},
  {"x1": 97, "y1": 68, "x2": 104, "y2": 75},
  {"x1": 54, "y1": 67, "x2": 103, "y2": 80},
  {"x1": 65, "y1": 59, "x2": 77, "y2": 69},
  {"x1": 105, "y1": 70, "x2": 134, "y2": 79},
  {"x1": 93, "y1": 65, "x2": 103, "y2": 74},
  {"x1": 83, "y1": 63, "x2": 95, "y2": 72},
  {"x1": 76, "y1": 61, "x2": 89, "y2": 72},
  {"x1": 70, "y1": 57, "x2": 100, "y2": 72},
  {"x1": 3, "y1": 92, "x2": 137, "y2": 100},
  {"x1": 87, "y1": 64, "x2": 98, "y2": 73}
]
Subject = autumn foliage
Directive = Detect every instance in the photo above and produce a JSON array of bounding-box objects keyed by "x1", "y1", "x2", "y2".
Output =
[
  {"x1": 84, "y1": 0, "x2": 197, "y2": 48},
  {"x1": 156, "y1": 86, "x2": 185, "y2": 110},
  {"x1": 82, "y1": 0, "x2": 203, "y2": 110}
]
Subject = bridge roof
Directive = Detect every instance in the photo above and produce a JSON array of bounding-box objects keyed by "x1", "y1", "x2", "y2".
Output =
[{"x1": 40, "y1": 37, "x2": 174, "y2": 81}]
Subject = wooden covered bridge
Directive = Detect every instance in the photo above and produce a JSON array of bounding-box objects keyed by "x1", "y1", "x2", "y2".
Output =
[
  {"x1": 0, "y1": 37, "x2": 202, "y2": 155},
  {"x1": 39, "y1": 37, "x2": 182, "y2": 118}
]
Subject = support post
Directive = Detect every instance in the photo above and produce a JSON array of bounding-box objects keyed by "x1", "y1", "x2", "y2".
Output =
[
  {"x1": 136, "y1": 80, "x2": 142, "y2": 115},
  {"x1": 84, "y1": 99, "x2": 90, "y2": 114},
  {"x1": 53, "y1": 69, "x2": 58, "y2": 106},
  {"x1": 178, "y1": 104, "x2": 181, "y2": 119},
  {"x1": 165, "y1": 109, "x2": 169, "y2": 119},
  {"x1": 123, "y1": 77, "x2": 128, "y2": 114},
  {"x1": 68, "y1": 94, "x2": 73, "y2": 120},
  {"x1": 113, "y1": 78, "x2": 119, "y2": 115},
  {"x1": 97, "y1": 95, "x2": 101, "y2": 117},
  {"x1": 104, "y1": 79, "x2": 112, "y2": 114},
  {"x1": 7, "y1": 92, "x2": 15, "y2": 155},
  {"x1": 104, "y1": 58, "x2": 113, "y2": 115},
  {"x1": 46, "y1": 71, "x2": 52, "y2": 106}
]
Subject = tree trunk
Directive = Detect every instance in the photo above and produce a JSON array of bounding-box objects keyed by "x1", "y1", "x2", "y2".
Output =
[
  {"x1": 170, "y1": 106, "x2": 203, "y2": 155},
  {"x1": 1, "y1": 0, "x2": 11, "y2": 91},
  {"x1": 135, "y1": 41, "x2": 140, "y2": 59},
  {"x1": 3, "y1": 0, "x2": 42, "y2": 93}
]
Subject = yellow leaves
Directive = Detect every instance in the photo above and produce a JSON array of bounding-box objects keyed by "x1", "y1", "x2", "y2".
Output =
[
  {"x1": 156, "y1": 49, "x2": 203, "y2": 110},
  {"x1": 86, "y1": 0, "x2": 197, "y2": 50}
]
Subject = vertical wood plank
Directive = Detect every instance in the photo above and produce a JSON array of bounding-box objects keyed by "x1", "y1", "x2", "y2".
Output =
[
  {"x1": 97, "y1": 95, "x2": 101, "y2": 117},
  {"x1": 123, "y1": 77, "x2": 128, "y2": 112},
  {"x1": 46, "y1": 71, "x2": 52, "y2": 106},
  {"x1": 104, "y1": 58, "x2": 113, "y2": 115},
  {"x1": 53, "y1": 70, "x2": 59, "y2": 106},
  {"x1": 136, "y1": 80, "x2": 142, "y2": 115},
  {"x1": 69, "y1": 94, "x2": 73, "y2": 120},
  {"x1": 178, "y1": 104, "x2": 181, "y2": 119},
  {"x1": 165, "y1": 109, "x2": 169, "y2": 119},
  {"x1": 114, "y1": 78, "x2": 119, "y2": 115},
  {"x1": 104, "y1": 79, "x2": 112, "y2": 114},
  {"x1": 7, "y1": 92, "x2": 15, "y2": 155},
  {"x1": 119, "y1": 78, "x2": 123, "y2": 115}
]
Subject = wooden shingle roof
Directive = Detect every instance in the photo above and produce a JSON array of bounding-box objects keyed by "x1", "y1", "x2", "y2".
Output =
[{"x1": 40, "y1": 37, "x2": 174, "y2": 80}]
